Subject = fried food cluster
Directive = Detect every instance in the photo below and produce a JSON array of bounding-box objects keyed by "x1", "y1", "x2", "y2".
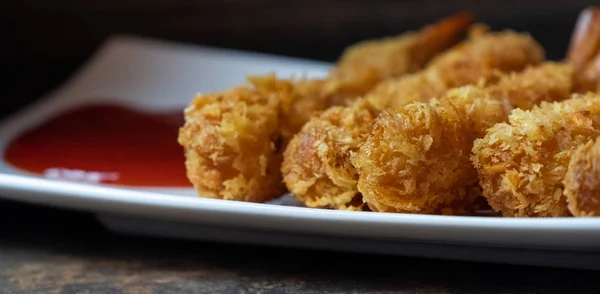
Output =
[
  {"x1": 283, "y1": 33, "x2": 549, "y2": 211},
  {"x1": 180, "y1": 6, "x2": 600, "y2": 218},
  {"x1": 472, "y1": 93, "x2": 600, "y2": 217},
  {"x1": 357, "y1": 63, "x2": 574, "y2": 214},
  {"x1": 365, "y1": 27, "x2": 545, "y2": 110},
  {"x1": 180, "y1": 12, "x2": 472, "y2": 202}
]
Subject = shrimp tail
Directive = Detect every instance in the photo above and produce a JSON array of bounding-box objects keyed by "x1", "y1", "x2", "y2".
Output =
[
  {"x1": 567, "y1": 6, "x2": 600, "y2": 92},
  {"x1": 414, "y1": 11, "x2": 475, "y2": 63}
]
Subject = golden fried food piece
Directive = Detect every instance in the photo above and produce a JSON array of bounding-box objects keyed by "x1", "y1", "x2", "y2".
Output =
[
  {"x1": 179, "y1": 76, "x2": 326, "y2": 202},
  {"x1": 281, "y1": 99, "x2": 379, "y2": 210},
  {"x1": 365, "y1": 27, "x2": 545, "y2": 110},
  {"x1": 356, "y1": 63, "x2": 573, "y2": 214},
  {"x1": 567, "y1": 6, "x2": 600, "y2": 93},
  {"x1": 472, "y1": 93, "x2": 600, "y2": 217},
  {"x1": 327, "y1": 11, "x2": 473, "y2": 102},
  {"x1": 564, "y1": 138, "x2": 600, "y2": 216},
  {"x1": 356, "y1": 87, "x2": 507, "y2": 213}
]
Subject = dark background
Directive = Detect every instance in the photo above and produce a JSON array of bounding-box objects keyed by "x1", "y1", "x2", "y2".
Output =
[
  {"x1": 5, "y1": 0, "x2": 600, "y2": 115},
  {"x1": 3, "y1": 1, "x2": 600, "y2": 292}
]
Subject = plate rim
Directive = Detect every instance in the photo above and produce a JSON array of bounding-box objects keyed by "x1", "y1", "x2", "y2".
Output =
[
  {"x1": 1, "y1": 173, "x2": 599, "y2": 228},
  {"x1": 2, "y1": 34, "x2": 600, "y2": 252}
]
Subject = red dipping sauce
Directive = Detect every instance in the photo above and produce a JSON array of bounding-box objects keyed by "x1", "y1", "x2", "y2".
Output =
[{"x1": 3, "y1": 103, "x2": 192, "y2": 187}]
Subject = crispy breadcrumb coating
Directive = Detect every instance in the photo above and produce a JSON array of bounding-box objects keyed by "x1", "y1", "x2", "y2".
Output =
[
  {"x1": 472, "y1": 93, "x2": 600, "y2": 217},
  {"x1": 180, "y1": 13, "x2": 472, "y2": 202},
  {"x1": 282, "y1": 29, "x2": 546, "y2": 210},
  {"x1": 249, "y1": 76, "x2": 329, "y2": 140},
  {"x1": 487, "y1": 63, "x2": 575, "y2": 110},
  {"x1": 281, "y1": 99, "x2": 379, "y2": 210},
  {"x1": 564, "y1": 138, "x2": 600, "y2": 216},
  {"x1": 327, "y1": 11, "x2": 473, "y2": 102},
  {"x1": 357, "y1": 63, "x2": 573, "y2": 214},
  {"x1": 179, "y1": 76, "x2": 327, "y2": 202},
  {"x1": 356, "y1": 87, "x2": 509, "y2": 213},
  {"x1": 364, "y1": 27, "x2": 545, "y2": 110}
]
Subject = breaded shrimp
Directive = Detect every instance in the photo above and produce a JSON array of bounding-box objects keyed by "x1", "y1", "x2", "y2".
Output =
[
  {"x1": 356, "y1": 87, "x2": 508, "y2": 214},
  {"x1": 564, "y1": 138, "x2": 600, "y2": 216},
  {"x1": 468, "y1": 8, "x2": 600, "y2": 217},
  {"x1": 180, "y1": 13, "x2": 473, "y2": 202},
  {"x1": 326, "y1": 11, "x2": 473, "y2": 103},
  {"x1": 178, "y1": 78, "x2": 283, "y2": 202},
  {"x1": 282, "y1": 33, "x2": 547, "y2": 210},
  {"x1": 356, "y1": 63, "x2": 573, "y2": 214},
  {"x1": 472, "y1": 93, "x2": 600, "y2": 217},
  {"x1": 365, "y1": 27, "x2": 545, "y2": 110},
  {"x1": 281, "y1": 99, "x2": 379, "y2": 210},
  {"x1": 179, "y1": 76, "x2": 331, "y2": 202}
]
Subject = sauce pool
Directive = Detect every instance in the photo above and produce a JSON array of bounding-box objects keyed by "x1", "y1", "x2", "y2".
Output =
[{"x1": 3, "y1": 103, "x2": 192, "y2": 187}]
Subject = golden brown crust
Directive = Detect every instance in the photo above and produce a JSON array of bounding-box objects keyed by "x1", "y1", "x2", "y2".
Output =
[
  {"x1": 284, "y1": 62, "x2": 573, "y2": 212},
  {"x1": 281, "y1": 100, "x2": 379, "y2": 210},
  {"x1": 178, "y1": 83, "x2": 283, "y2": 202},
  {"x1": 180, "y1": 12, "x2": 473, "y2": 203},
  {"x1": 472, "y1": 93, "x2": 600, "y2": 217},
  {"x1": 326, "y1": 11, "x2": 473, "y2": 102},
  {"x1": 249, "y1": 76, "x2": 329, "y2": 140},
  {"x1": 487, "y1": 63, "x2": 574, "y2": 110},
  {"x1": 356, "y1": 87, "x2": 509, "y2": 213},
  {"x1": 365, "y1": 29, "x2": 545, "y2": 110},
  {"x1": 356, "y1": 62, "x2": 573, "y2": 214},
  {"x1": 179, "y1": 75, "x2": 332, "y2": 202},
  {"x1": 564, "y1": 138, "x2": 600, "y2": 216},
  {"x1": 282, "y1": 33, "x2": 548, "y2": 211}
]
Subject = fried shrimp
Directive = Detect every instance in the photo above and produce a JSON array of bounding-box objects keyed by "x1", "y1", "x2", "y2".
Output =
[
  {"x1": 564, "y1": 138, "x2": 600, "y2": 216},
  {"x1": 283, "y1": 32, "x2": 547, "y2": 210},
  {"x1": 281, "y1": 99, "x2": 379, "y2": 210},
  {"x1": 472, "y1": 93, "x2": 600, "y2": 217},
  {"x1": 180, "y1": 12, "x2": 473, "y2": 202},
  {"x1": 178, "y1": 78, "x2": 284, "y2": 202},
  {"x1": 469, "y1": 6, "x2": 600, "y2": 217},
  {"x1": 355, "y1": 87, "x2": 508, "y2": 214},
  {"x1": 356, "y1": 63, "x2": 573, "y2": 214},
  {"x1": 364, "y1": 27, "x2": 545, "y2": 110},
  {"x1": 326, "y1": 11, "x2": 473, "y2": 102}
]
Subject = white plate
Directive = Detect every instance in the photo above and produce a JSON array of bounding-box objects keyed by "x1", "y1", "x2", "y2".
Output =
[{"x1": 2, "y1": 35, "x2": 600, "y2": 270}]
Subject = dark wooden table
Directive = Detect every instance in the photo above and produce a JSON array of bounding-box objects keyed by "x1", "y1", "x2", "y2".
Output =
[
  {"x1": 0, "y1": 199, "x2": 599, "y2": 294},
  {"x1": 4, "y1": 1, "x2": 600, "y2": 292}
]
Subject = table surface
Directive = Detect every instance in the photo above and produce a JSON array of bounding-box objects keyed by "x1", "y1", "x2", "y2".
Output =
[
  {"x1": 0, "y1": 199, "x2": 599, "y2": 294},
  {"x1": 5, "y1": 1, "x2": 600, "y2": 292}
]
